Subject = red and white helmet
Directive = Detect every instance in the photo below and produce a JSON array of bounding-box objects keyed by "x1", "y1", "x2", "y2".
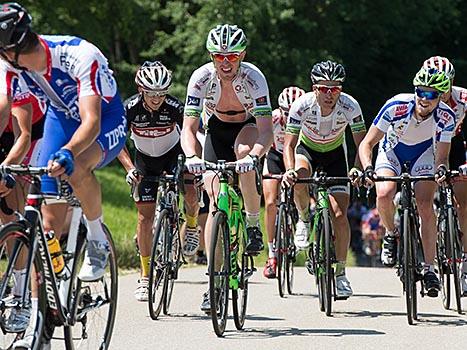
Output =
[
  {"x1": 278, "y1": 86, "x2": 305, "y2": 110},
  {"x1": 423, "y1": 56, "x2": 455, "y2": 80}
]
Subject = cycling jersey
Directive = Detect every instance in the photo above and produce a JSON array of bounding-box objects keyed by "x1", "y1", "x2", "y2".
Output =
[
  {"x1": 286, "y1": 91, "x2": 366, "y2": 152},
  {"x1": 271, "y1": 108, "x2": 286, "y2": 153},
  {"x1": 125, "y1": 93, "x2": 183, "y2": 157},
  {"x1": 447, "y1": 86, "x2": 467, "y2": 134},
  {"x1": 184, "y1": 61, "x2": 272, "y2": 122},
  {"x1": 6, "y1": 93, "x2": 45, "y2": 134},
  {"x1": 373, "y1": 93, "x2": 455, "y2": 151}
]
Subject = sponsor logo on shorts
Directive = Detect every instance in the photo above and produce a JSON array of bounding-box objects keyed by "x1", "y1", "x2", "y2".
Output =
[
  {"x1": 105, "y1": 116, "x2": 127, "y2": 151},
  {"x1": 414, "y1": 164, "x2": 433, "y2": 172},
  {"x1": 187, "y1": 96, "x2": 200, "y2": 106}
]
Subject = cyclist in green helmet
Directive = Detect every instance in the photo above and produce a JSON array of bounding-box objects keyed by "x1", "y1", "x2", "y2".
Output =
[
  {"x1": 181, "y1": 24, "x2": 273, "y2": 311},
  {"x1": 358, "y1": 66, "x2": 455, "y2": 297}
]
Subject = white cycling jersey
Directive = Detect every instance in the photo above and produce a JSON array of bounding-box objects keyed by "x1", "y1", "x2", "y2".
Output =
[
  {"x1": 373, "y1": 93, "x2": 455, "y2": 151},
  {"x1": 0, "y1": 60, "x2": 28, "y2": 100},
  {"x1": 184, "y1": 62, "x2": 272, "y2": 122},
  {"x1": 271, "y1": 108, "x2": 285, "y2": 153},
  {"x1": 286, "y1": 91, "x2": 366, "y2": 152}
]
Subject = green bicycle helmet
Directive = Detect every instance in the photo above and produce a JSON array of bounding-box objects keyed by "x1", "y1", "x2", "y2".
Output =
[
  {"x1": 206, "y1": 24, "x2": 247, "y2": 54},
  {"x1": 413, "y1": 67, "x2": 451, "y2": 93}
]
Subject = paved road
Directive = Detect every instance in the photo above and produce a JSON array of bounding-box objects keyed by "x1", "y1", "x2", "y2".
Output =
[{"x1": 54, "y1": 266, "x2": 467, "y2": 349}]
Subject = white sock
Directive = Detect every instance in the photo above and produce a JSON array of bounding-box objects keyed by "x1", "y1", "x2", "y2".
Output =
[
  {"x1": 424, "y1": 264, "x2": 434, "y2": 273},
  {"x1": 268, "y1": 242, "x2": 275, "y2": 258},
  {"x1": 12, "y1": 268, "x2": 27, "y2": 296},
  {"x1": 386, "y1": 229, "x2": 395, "y2": 237},
  {"x1": 85, "y1": 216, "x2": 107, "y2": 242}
]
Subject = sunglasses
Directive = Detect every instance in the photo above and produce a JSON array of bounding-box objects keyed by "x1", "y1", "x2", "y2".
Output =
[
  {"x1": 143, "y1": 90, "x2": 167, "y2": 97},
  {"x1": 415, "y1": 87, "x2": 440, "y2": 100},
  {"x1": 211, "y1": 53, "x2": 241, "y2": 63},
  {"x1": 315, "y1": 85, "x2": 342, "y2": 94}
]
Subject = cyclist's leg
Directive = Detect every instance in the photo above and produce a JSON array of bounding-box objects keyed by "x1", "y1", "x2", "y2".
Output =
[
  {"x1": 329, "y1": 192, "x2": 350, "y2": 263},
  {"x1": 262, "y1": 153, "x2": 280, "y2": 278},
  {"x1": 182, "y1": 172, "x2": 201, "y2": 256},
  {"x1": 293, "y1": 144, "x2": 312, "y2": 249}
]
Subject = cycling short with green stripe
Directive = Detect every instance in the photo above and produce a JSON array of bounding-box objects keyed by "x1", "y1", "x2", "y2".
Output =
[{"x1": 296, "y1": 142, "x2": 349, "y2": 194}]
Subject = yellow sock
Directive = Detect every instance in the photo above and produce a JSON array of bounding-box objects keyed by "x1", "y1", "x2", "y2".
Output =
[
  {"x1": 140, "y1": 255, "x2": 150, "y2": 277},
  {"x1": 186, "y1": 214, "x2": 198, "y2": 229}
]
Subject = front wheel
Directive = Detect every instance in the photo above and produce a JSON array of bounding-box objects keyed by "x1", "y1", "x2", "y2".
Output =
[
  {"x1": 64, "y1": 225, "x2": 118, "y2": 349},
  {"x1": 276, "y1": 204, "x2": 287, "y2": 298},
  {"x1": 437, "y1": 218, "x2": 450, "y2": 310},
  {"x1": 209, "y1": 211, "x2": 230, "y2": 337},
  {"x1": 402, "y1": 209, "x2": 416, "y2": 325},
  {"x1": 448, "y1": 208, "x2": 462, "y2": 314}
]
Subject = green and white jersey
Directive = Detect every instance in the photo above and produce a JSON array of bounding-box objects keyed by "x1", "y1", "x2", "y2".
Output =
[{"x1": 286, "y1": 91, "x2": 365, "y2": 152}]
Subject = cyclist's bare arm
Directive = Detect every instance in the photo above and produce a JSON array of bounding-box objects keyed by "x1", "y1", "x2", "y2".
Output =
[
  {"x1": 117, "y1": 146, "x2": 135, "y2": 173},
  {"x1": 358, "y1": 125, "x2": 385, "y2": 169},
  {"x1": 435, "y1": 141, "x2": 450, "y2": 169},
  {"x1": 0, "y1": 93, "x2": 12, "y2": 137},
  {"x1": 249, "y1": 117, "x2": 273, "y2": 157},
  {"x1": 181, "y1": 116, "x2": 201, "y2": 158},
  {"x1": 351, "y1": 130, "x2": 366, "y2": 169},
  {"x1": 3, "y1": 102, "x2": 32, "y2": 165},
  {"x1": 283, "y1": 132, "x2": 298, "y2": 170}
]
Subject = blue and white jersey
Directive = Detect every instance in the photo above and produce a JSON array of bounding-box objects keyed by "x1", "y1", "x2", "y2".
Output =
[
  {"x1": 0, "y1": 35, "x2": 119, "y2": 122},
  {"x1": 373, "y1": 93, "x2": 455, "y2": 152}
]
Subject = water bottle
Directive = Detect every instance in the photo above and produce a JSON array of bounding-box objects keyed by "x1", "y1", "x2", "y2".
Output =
[{"x1": 46, "y1": 230, "x2": 65, "y2": 277}]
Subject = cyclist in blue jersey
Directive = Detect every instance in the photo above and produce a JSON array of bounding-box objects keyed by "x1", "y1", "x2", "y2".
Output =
[{"x1": 0, "y1": 3, "x2": 127, "y2": 281}]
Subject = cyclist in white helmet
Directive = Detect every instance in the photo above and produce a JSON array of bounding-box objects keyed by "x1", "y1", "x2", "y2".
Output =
[
  {"x1": 263, "y1": 86, "x2": 304, "y2": 279},
  {"x1": 283, "y1": 60, "x2": 367, "y2": 298},
  {"x1": 181, "y1": 24, "x2": 273, "y2": 311},
  {"x1": 424, "y1": 56, "x2": 467, "y2": 294},
  {"x1": 118, "y1": 61, "x2": 199, "y2": 301}
]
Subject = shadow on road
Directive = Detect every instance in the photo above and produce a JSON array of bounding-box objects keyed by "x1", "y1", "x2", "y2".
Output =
[
  {"x1": 163, "y1": 313, "x2": 284, "y2": 322},
  {"x1": 352, "y1": 293, "x2": 399, "y2": 299},
  {"x1": 223, "y1": 327, "x2": 385, "y2": 339}
]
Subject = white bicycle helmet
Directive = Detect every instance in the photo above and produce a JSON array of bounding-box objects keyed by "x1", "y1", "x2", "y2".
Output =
[
  {"x1": 135, "y1": 61, "x2": 172, "y2": 92},
  {"x1": 423, "y1": 56, "x2": 455, "y2": 80},
  {"x1": 278, "y1": 86, "x2": 305, "y2": 110},
  {"x1": 310, "y1": 60, "x2": 346, "y2": 84},
  {"x1": 206, "y1": 24, "x2": 247, "y2": 53}
]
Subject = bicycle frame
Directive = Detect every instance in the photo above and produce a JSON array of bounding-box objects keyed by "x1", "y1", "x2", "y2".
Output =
[{"x1": 215, "y1": 170, "x2": 245, "y2": 290}]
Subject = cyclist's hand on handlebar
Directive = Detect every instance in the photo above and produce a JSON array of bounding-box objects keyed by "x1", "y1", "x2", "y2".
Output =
[
  {"x1": 348, "y1": 167, "x2": 363, "y2": 187},
  {"x1": 435, "y1": 164, "x2": 448, "y2": 184},
  {"x1": 125, "y1": 168, "x2": 142, "y2": 186},
  {"x1": 363, "y1": 165, "x2": 376, "y2": 188},
  {"x1": 185, "y1": 155, "x2": 206, "y2": 175},
  {"x1": 459, "y1": 163, "x2": 467, "y2": 178},
  {"x1": 48, "y1": 148, "x2": 74, "y2": 177},
  {"x1": 0, "y1": 173, "x2": 15, "y2": 197},
  {"x1": 283, "y1": 168, "x2": 297, "y2": 186},
  {"x1": 235, "y1": 154, "x2": 257, "y2": 174}
]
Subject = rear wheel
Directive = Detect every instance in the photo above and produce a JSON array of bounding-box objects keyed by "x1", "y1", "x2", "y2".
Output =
[
  {"x1": 0, "y1": 224, "x2": 46, "y2": 350},
  {"x1": 209, "y1": 211, "x2": 230, "y2": 337},
  {"x1": 148, "y1": 209, "x2": 170, "y2": 320},
  {"x1": 436, "y1": 223, "x2": 451, "y2": 310},
  {"x1": 286, "y1": 211, "x2": 295, "y2": 295},
  {"x1": 232, "y1": 251, "x2": 252, "y2": 330},
  {"x1": 64, "y1": 225, "x2": 118, "y2": 349}
]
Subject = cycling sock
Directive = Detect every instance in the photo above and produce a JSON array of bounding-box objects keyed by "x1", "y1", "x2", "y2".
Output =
[
  {"x1": 28, "y1": 297, "x2": 38, "y2": 330},
  {"x1": 84, "y1": 216, "x2": 107, "y2": 242},
  {"x1": 268, "y1": 242, "x2": 275, "y2": 258},
  {"x1": 12, "y1": 268, "x2": 27, "y2": 296},
  {"x1": 462, "y1": 252, "x2": 467, "y2": 273},
  {"x1": 246, "y1": 212, "x2": 260, "y2": 228},
  {"x1": 424, "y1": 264, "x2": 435, "y2": 273},
  {"x1": 140, "y1": 255, "x2": 150, "y2": 277},
  {"x1": 385, "y1": 229, "x2": 395, "y2": 237},
  {"x1": 186, "y1": 214, "x2": 198, "y2": 229},
  {"x1": 335, "y1": 261, "x2": 346, "y2": 276},
  {"x1": 299, "y1": 208, "x2": 310, "y2": 222}
]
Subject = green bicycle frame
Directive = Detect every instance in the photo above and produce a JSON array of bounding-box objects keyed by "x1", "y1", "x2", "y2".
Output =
[
  {"x1": 310, "y1": 187, "x2": 332, "y2": 274},
  {"x1": 216, "y1": 177, "x2": 245, "y2": 290}
]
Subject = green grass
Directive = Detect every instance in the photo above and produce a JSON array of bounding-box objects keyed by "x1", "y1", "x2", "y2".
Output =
[{"x1": 97, "y1": 165, "x2": 355, "y2": 269}]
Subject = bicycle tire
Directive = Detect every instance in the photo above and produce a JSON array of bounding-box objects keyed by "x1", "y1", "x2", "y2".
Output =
[
  {"x1": 232, "y1": 252, "x2": 252, "y2": 330},
  {"x1": 286, "y1": 210, "x2": 295, "y2": 295},
  {"x1": 436, "y1": 224, "x2": 451, "y2": 310},
  {"x1": 314, "y1": 215, "x2": 325, "y2": 312},
  {"x1": 403, "y1": 209, "x2": 416, "y2": 325},
  {"x1": 64, "y1": 224, "x2": 118, "y2": 350},
  {"x1": 448, "y1": 208, "x2": 462, "y2": 314},
  {"x1": 276, "y1": 204, "x2": 287, "y2": 298},
  {"x1": 163, "y1": 221, "x2": 181, "y2": 315},
  {"x1": 0, "y1": 224, "x2": 47, "y2": 350},
  {"x1": 323, "y1": 208, "x2": 333, "y2": 317},
  {"x1": 148, "y1": 209, "x2": 170, "y2": 320},
  {"x1": 209, "y1": 211, "x2": 230, "y2": 337}
]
